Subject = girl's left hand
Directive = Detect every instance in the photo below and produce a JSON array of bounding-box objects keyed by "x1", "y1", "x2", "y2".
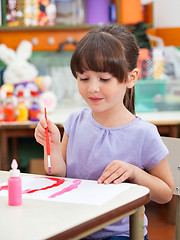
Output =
[{"x1": 97, "y1": 160, "x2": 135, "y2": 184}]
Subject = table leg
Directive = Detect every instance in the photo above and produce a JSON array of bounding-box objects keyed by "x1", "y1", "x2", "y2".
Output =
[
  {"x1": 130, "y1": 205, "x2": 144, "y2": 240},
  {"x1": 0, "y1": 130, "x2": 9, "y2": 170},
  {"x1": 175, "y1": 195, "x2": 180, "y2": 240}
]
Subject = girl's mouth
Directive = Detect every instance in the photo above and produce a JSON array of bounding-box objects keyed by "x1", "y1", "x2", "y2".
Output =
[{"x1": 89, "y1": 97, "x2": 103, "y2": 103}]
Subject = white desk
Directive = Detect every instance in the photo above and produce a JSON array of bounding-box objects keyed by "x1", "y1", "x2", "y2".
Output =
[{"x1": 0, "y1": 171, "x2": 150, "y2": 240}]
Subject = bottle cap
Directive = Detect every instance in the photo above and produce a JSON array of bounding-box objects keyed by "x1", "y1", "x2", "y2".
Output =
[
  {"x1": 18, "y1": 91, "x2": 23, "y2": 97},
  {"x1": 7, "y1": 92, "x2": 13, "y2": 97},
  {"x1": 31, "y1": 91, "x2": 39, "y2": 96},
  {"x1": 10, "y1": 159, "x2": 20, "y2": 177}
]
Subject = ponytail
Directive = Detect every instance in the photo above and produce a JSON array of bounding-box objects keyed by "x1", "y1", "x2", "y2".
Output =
[{"x1": 123, "y1": 87, "x2": 135, "y2": 114}]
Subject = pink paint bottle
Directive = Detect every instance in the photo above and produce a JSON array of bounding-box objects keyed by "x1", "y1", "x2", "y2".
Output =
[{"x1": 8, "y1": 159, "x2": 22, "y2": 206}]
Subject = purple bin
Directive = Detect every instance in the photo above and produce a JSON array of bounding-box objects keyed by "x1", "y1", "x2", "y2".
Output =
[{"x1": 86, "y1": 0, "x2": 110, "y2": 25}]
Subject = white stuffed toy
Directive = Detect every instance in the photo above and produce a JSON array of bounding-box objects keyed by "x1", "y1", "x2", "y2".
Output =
[{"x1": 0, "y1": 40, "x2": 57, "y2": 112}]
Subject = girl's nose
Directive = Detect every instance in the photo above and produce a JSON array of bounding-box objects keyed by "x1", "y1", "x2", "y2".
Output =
[{"x1": 88, "y1": 79, "x2": 100, "y2": 92}]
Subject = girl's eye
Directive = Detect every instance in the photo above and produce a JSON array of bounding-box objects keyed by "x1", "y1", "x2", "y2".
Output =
[
  {"x1": 80, "y1": 78, "x2": 89, "y2": 81},
  {"x1": 100, "y1": 78, "x2": 110, "y2": 82}
]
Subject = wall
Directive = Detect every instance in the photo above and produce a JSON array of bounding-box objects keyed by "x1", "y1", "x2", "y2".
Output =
[{"x1": 154, "y1": 0, "x2": 180, "y2": 28}]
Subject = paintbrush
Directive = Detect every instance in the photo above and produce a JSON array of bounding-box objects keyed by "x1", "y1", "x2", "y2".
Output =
[{"x1": 44, "y1": 107, "x2": 51, "y2": 173}]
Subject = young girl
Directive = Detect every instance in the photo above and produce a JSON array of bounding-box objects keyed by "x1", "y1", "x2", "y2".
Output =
[{"x1": 35, "y1": 24, "x2": 174, "y2": 240}]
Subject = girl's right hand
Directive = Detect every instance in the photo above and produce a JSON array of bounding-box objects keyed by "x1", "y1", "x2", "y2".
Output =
[{"x1": 34, "y1": 116, "x2": 60, "y2": 147}]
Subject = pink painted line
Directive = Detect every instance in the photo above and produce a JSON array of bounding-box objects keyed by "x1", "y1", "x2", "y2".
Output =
[{"x1": 48, "y1": 179, "x2": 82, "y2": 198}]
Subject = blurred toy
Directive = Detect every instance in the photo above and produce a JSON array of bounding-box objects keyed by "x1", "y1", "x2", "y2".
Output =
[
  {"x1": 38, "y1": 0, "x2": 56, "y2": 26},
  {"x1": 4, "y1": 91, "x2": 16, "y2": 121},
  {"x1": 0, "y1": 40, "x2": 57, "y2": 112},
  {"x1": 46, "y1": 2, "x2": 56, "y2": 26}
]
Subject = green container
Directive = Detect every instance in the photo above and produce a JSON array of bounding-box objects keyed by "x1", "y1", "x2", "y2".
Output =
[{"x1": 135, "y1": 79, "x2": 166, "y2": 112}]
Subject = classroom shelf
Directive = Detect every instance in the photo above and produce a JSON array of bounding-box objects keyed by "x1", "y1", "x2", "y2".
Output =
[
  {"x1": 147, "y1": 27, "x2": 180, "y2": 47},
  {"x1": 0, "y1": 25, "x2": 92, "y2": 51}
]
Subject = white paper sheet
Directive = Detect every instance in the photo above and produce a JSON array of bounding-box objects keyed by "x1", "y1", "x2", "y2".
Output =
[{"x1": 0, "y1": 176, "x2": 133, "y2": 205}]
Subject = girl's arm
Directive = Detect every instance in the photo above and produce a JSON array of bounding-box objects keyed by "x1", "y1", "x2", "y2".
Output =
[
  {"x1": 35, "y1": 117, "x2": 67, "y2": 177},
  {"x1": 98, "y1": 158, "x2": 174, "y2": 204},
  {"x1": 132, "y1": 158, "x2": 174, "y2": 203}
]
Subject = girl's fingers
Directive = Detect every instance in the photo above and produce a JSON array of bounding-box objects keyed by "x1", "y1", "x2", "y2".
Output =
[
  {"x1": 47, "y1": 119, "x2": 59, "y2": 134},
  {"x1": 114, "y1": 171, "x2": 129, "y2": 184},
  {"x1": 38, "y1": 124, "x2": 46, "y2": 135},
  {"x1": 101, "y1": 161, "x2": 117, "y2": 175},
  {"x1": 35, "y1": 117, "x2": 49, "y2": 136},
  {"x1": 98, "y1": 160, "x2": 133, "y2": 184},
  {"x1": 98, "y1": 163, "x2": 120, "y2": 184},
  {"x1": 35, "y1": 124, "x2": 46, "y2": 142},
  {"x1": 35, "y1": 133, "x2": 46, "y2": 146},
  {"x1": 98, "y1": 168, "x2": 129, "y2": 184},
  {"x1": 103, "y1": 167, "x2": 125, "y2": 184},
  {"x1": 39, "y1": 116, "x2": 47, "y2": 128}
]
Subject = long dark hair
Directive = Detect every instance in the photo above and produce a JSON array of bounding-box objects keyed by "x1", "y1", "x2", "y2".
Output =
[{"x1": 71, "y1": 24, "x2": 139, "y2": 114}]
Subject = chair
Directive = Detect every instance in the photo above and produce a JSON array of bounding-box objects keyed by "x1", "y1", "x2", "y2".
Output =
[{"x1": 161, "y1": 137, "x2": 180, "y2": 240}]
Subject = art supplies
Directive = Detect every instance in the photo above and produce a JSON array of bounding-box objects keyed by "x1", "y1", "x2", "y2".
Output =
[
  {"x1": 8, "y1": 159, "x2": 22, "y2": 206},
  {"x1": 44, "y1": 107, "x2": 51, "y2": 173},
  {"x1": 0, "y1": 98, "x2": 4, "y2": 122},
  {"x1": 29, "y1": 90, "x2": 41, "y2": 121},
  {"x1": 4, "y1": 92, "x2": 16, "y2": 121},
  {"x1": 1, "y1": 175, "x2": 132, "y2": 206},
  {"x1": 16, "y1": 90, "x2": 28, "y2": 121}
]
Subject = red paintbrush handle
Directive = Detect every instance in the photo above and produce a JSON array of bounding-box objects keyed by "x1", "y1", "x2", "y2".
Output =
[
  {"x1": 45, "y1": 127, "x2": 50, "y2": 155},
  {"x1": 44, "y1": 107, "x2": 47, "y2": 121},
  {"x1": 44, "y1": 108, "x2": 51, "y2": 172}
]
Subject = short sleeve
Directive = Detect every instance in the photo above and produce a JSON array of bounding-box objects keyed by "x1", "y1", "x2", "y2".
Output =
[{"x1": 141, "y1": 125, "x2": 169, "y2": 170}]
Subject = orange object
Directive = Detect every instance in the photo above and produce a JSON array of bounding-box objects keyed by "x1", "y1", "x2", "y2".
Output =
[
  {"x1": 143, "y1": 2, "x2": 153, "y2": 25},
  {"x1": 0, "y1": 98, "x2": 4, "y2": 122},
  {"x1": 120, "y1": 0, "x2": 143, "y2": 25},
  {"x1": 0, "y1": 107, "x2": 3, "y2": 121},
  {"x1": 0, "y1": 27, "x2": 90, "y2": 51},
  {"x1": 147, "y1": 27, "x2": 180, "y2": 47},
  {"x1": 4, "y1": 92, "x2": 16, "y2": 122}
]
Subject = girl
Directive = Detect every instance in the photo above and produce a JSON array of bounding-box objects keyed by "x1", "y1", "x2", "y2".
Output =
[{"x1": 35, "y1": 24, "x2": 174, "y2": 240}]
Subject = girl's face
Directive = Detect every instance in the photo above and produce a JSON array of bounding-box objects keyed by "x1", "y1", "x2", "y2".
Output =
[{"x1": 77, "y1": 71, "x2": 128, "y2": 113}]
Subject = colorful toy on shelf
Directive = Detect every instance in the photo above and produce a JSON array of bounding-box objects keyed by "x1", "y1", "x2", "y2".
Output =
[
  {"x1": 0, "y1": 40, "x2": 57, "y2": 114},
  {"x1": 16, "y1": 90, "x2": 28, "y2": 122},
  {"x1": 29, "y1": 90, "x2": 41, "y2": 121},
  {"x1": 4, "y1": 91, "x2": 16, "y2": 122},
  {"x1": 0, "y1": 98, "x2": 4, "y2": 122}
]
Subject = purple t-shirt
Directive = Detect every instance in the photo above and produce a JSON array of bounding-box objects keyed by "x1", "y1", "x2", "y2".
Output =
[{"x1": 63, "y1": 108, "x2": 168, "y2": 238}]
